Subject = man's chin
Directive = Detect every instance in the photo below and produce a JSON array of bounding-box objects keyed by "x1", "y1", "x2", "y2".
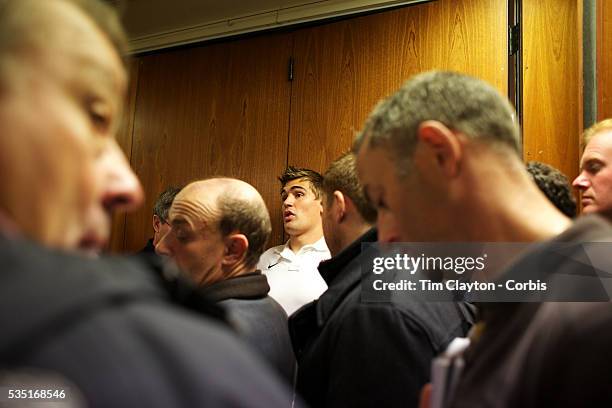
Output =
[
  {"x1": 594, "y1": 205, "x2": 612, "y2": 221},
  {"x1": 75, "y1": 233, "x2": 108, "y2": 257}
]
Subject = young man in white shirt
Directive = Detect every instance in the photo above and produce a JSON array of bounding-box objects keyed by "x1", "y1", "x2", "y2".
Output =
[{"x1": 258, "y1": 167, "x2": 331, "y2": 315}]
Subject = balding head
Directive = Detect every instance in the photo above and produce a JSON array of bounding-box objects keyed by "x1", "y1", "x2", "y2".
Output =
[{"x1": 157, "y1": 178, "x2": 271, "y2": 285}]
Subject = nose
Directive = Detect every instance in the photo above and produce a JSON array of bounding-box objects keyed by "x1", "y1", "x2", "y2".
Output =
[
  {"x1": 283, "y1": 195, "x2": 294, "y2": 207},
  {"x1": 377, "y1": 212, "x2": 401, "y2": 243},
  {"x1": 572, "y1": 172, "x2": 590, "y2": 191},
  {"x1": 99, "y1": 141, "x2": 144, "y2": 214}
]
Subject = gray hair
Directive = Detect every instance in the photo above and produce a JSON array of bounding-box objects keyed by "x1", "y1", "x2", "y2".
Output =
[
  {"x1": 217, "y1": 191, "x2": 272, "y2": 270},
  {"x1": 153, "y1": 186, "x2": 182, "y2": 222},
  {"x1": 354, "y1": 71, "x2": 520, "y2": 173}
]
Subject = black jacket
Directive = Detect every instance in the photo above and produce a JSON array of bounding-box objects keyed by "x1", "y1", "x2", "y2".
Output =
[
  {"x1": 138, "y1": 237, "x2": 155, "y2": 254},
  {"x1": 289, "y1": 229, "x2": 474, "y2": 408},
  {"x1": 451, "y1": 215, "x2": 612, "y2": 408},
  {"x1": 0, "y1": 236, "x2": 293, "y2": 407},
  {"x1": 201, "y1": 272, "x2": 296, "y2": 382}
]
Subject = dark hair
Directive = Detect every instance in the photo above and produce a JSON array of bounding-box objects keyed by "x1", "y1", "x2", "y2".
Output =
[
  {"x1": 217, "y1": 192, "x2": 272, "y2": 270},
  {"x1": 153, "y1": 186, "x2": 182, "y2": 222},
  {"x1": 526, "y1": 161, "x2": 577, "y2": 218},
  {"x1": 279, "y1": 166, "x2": 324, "y2": 199},
  {"x1": 323, "y1": 151, "x2": 377, "y2": 223}
]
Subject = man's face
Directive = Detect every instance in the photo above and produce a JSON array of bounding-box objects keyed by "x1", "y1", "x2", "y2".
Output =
[
  {"x1": 0, "y1": 1, "x2": 142, "y2": 251},
  {"x1": 573, "y1": 130, "x2": 612, "y2": 214},
  {"x1": 356, "y1": 143, "x2": 427, "y2": 242},
  {"x1": 281, "y1": 178, "x2": 323, "y2": 237},
  {"x1": 156, "y1": 197, "x2": 226, "y2": 286}
]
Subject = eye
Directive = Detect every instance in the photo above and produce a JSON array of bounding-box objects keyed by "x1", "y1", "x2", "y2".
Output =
[
  {"x1": 86, "y1": 98, "x2": 112, "y2": 133},
  {"x1": 295, "y1": 192, "x2": 304, "y2": 198},
  {"x1": 585, "y1": 161, "x2": 604, "y2": 174},
  {"x1": 175, "y1": 230, "x2": 192, "y2": 244}
]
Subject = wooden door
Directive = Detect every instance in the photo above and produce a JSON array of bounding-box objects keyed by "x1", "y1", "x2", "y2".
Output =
[
  {"x1": 598, "y1": 0, "x2": 612, "y2": 119},
  {"x1": 288, "y1": 0, "x2": 509, "y2": 172},
  {"x1": 522, "y1": 0, "x2": 582, "y2": 181},
  {"x1": 123, "y1": 32, "x2": 293, "y2": 252}
]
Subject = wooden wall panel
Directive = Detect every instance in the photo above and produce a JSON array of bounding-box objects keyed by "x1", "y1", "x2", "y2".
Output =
[
  {"x1": 288, "y1": 0, "x2": 508, "y2": 172},
  {"x1": 108, "y1": 58, "x2": 140, "y2": 253},
  {"x1": 522, "y1": 0, "x2": 581, "y2": 183},
  {"x1": 598, "y1": 0, "x2": 612, "y2": 119},
  {"x1": 123, "y1": 33, "x2": 293, "y2": 252}
]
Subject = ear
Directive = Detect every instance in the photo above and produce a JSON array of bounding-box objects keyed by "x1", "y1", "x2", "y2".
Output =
[
  {"x1": 417, "y1": 120, "x2": 462, "y2": 177},
  {"x1": 222, "y1": 233, "x2": 249, "y2": 266},
  {"x1": 332, "y1": 191, "x2": 347, "y2": 223},
  {"x1": 152, "y1": 215, "x2": 161, "y2": 232}
]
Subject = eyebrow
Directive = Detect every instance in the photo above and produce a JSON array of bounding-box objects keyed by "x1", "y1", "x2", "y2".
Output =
[
  {"x1": 582, "y1": 157, "x2": 604, "y2": 168},
  {"x1": 170, "y1": 218, "x2": 189, "y2": 228},
  {"x1": 280, "y1": 185, "x2": 307, "y2": 195}
]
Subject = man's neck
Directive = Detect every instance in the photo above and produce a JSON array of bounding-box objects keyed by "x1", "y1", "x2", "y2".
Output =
[
  {"x1": 452, "y1": 156, "x2": 572, "y2": 242},
  {"x1": 288, "y1": 227, "x2": 324, "y2": 253},
  {"x1": 333, "y1": 222, "x2": 372, "y2": 258},
  {"x1": 200, "y1": 263, "x2": 250, "y2": 287}
]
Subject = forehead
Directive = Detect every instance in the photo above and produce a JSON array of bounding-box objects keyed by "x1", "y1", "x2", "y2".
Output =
[
  {"x1": 169, "y1": 191, "x2": 217, "y2": 229},
  {"x1": 282, "y1": 178, "x2": 313, "y2": 194},
  {"x1": 32, "y1": 1, "x2": 126, "y2": 95},
  {"x1": 356, "y1": 143, "x2": 394, "y2": 182},
  {"x1": 582, "y1": 130, "x2": 612, "y2": 162}
]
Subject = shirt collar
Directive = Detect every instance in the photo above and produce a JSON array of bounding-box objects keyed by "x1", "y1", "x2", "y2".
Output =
[{"x1": 275, "y1": 236, "x2": 329, "y2": 258}]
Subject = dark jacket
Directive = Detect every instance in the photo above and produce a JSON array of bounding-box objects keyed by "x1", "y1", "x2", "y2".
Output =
[
  {"x1": 289, "y1": 228, "x2": 474, "y2": 408},
  {"x1": 0, "y1": 236, "x2": 294, "y2": 407},
  {"x1": 451, "y1": 214, "x2": 612, "y2": 408},
  {"x1": 201, "y1": 272, "x2": 296, "y2": 383},
  {"x1": 138, "y1": 237, "x2": 155, "y2": 254}
]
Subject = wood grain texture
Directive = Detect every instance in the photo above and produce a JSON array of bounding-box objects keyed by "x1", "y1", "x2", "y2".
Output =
[
  {"x1": 123, "y1": 33, "x2": 293, "y2": 252},
  {"x1": 598, "y1": 0, "x2": 612, "y2": 119},
  {"x1": 108, "y1": 58, "x2": 141, "y2": 253},
  {"x1": 522, "y1": 0, "x2": 581, "y2": 183},
  {"x1": 288, "y1": 0, "x2": 508, "y2": 173}
]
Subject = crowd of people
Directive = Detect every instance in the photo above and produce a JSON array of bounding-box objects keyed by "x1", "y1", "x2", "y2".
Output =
[{"x1": 1, "y1": 0, "x2": 612, "y2": 407}]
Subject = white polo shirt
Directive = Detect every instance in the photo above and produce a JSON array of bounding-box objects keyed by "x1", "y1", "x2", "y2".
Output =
[{"x1": 257, "y1": 237, "x2": 331, "y2": 315}]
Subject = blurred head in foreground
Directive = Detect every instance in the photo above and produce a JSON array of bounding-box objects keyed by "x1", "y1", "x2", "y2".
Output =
[{"x1": 0, "y1": 0, "x2": 143, "y2": 253}]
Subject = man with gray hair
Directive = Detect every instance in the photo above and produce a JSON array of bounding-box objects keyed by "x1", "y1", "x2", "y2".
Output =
[
  {"x1": 355, "y1": 71, "x2": 612, "y2": 407},
  {"x1": 157, "y1": 178, "x2": 295, "y2": 382}
]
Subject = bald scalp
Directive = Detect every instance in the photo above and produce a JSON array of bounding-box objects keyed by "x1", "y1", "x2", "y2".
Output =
[{"x1": 180, "y1": 178, "x2": 272, "y2": 269}]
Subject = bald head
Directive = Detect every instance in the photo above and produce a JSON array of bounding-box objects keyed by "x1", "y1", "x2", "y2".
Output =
[{"x1": 171, "y1": 178, "x2": 272, "y2": 270}]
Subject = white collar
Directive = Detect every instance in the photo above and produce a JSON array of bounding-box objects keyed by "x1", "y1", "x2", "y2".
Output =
[{"x1": 275, "y1": 236, "x2": 328, "y2": 257}]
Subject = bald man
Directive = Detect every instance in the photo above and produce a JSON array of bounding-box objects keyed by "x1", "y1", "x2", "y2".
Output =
[{"x1": 157, "y1": 178, "x2": 295, "y2": 382}]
